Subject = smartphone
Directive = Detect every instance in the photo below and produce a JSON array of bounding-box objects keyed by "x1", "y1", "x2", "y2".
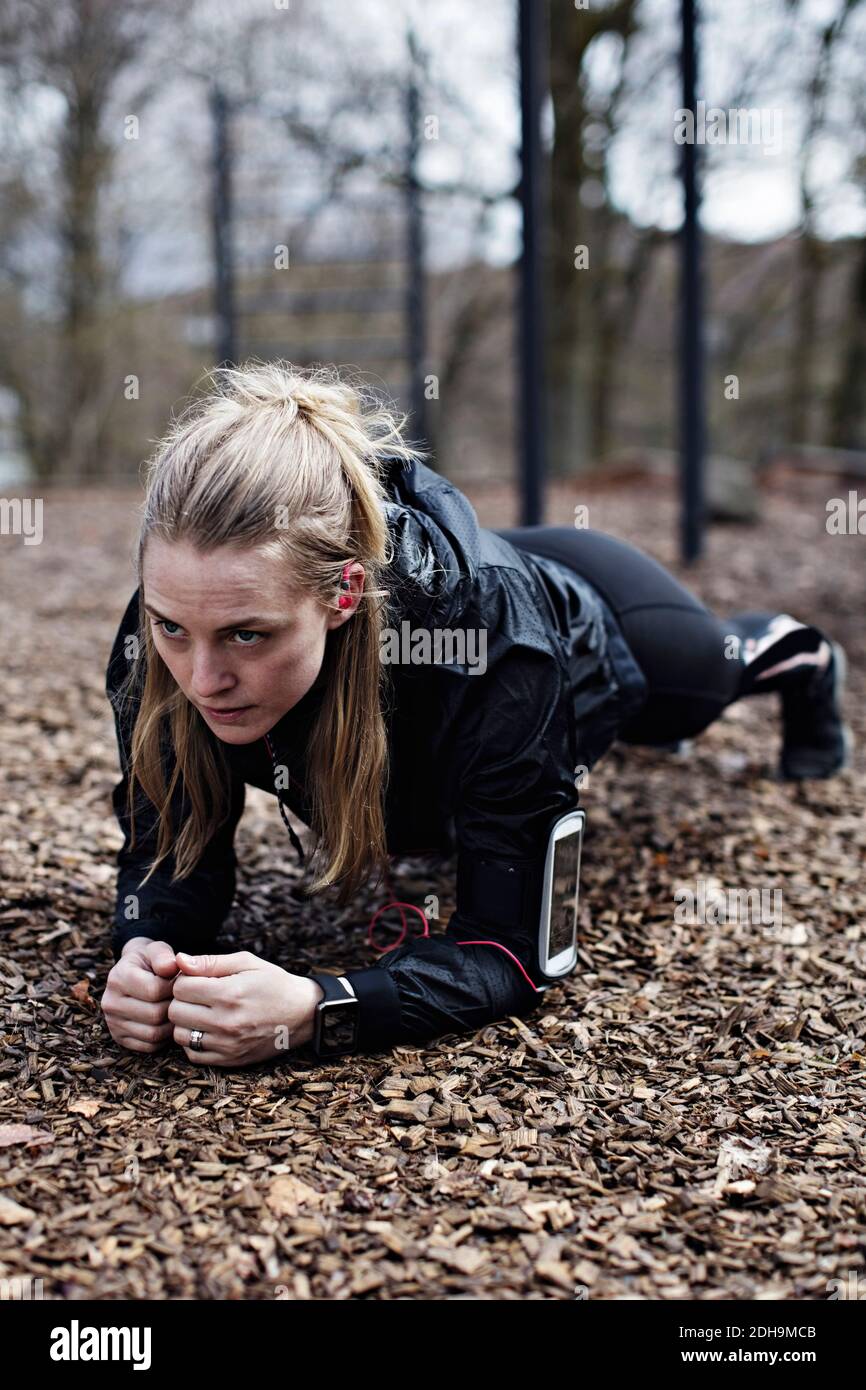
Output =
[{"x1": 538, "y1": 809, "x2": 585, "y2": 978}]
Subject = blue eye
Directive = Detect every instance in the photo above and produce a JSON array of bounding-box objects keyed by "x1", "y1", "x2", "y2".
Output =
[{"x1": 152, "y1": 619, "x2": 265, "y2": 646}]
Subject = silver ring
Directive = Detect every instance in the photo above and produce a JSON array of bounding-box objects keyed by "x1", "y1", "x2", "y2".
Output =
[{"x1": 189, "y1": 1029, "x2": 205, "y2": 1052}]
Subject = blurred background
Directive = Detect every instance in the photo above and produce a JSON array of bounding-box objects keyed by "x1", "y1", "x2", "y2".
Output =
[{"x1": 0, "y1": 0, "x2": 864, "y2": 531}]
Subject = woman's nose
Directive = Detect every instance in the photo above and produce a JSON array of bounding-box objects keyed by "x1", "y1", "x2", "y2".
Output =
[{"x1": 190, "y1": 650, "x2": 236, "y2": 700}]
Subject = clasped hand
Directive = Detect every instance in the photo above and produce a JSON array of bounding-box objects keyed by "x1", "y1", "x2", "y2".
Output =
[{"x1": 101, "y1": 939, "x2": 322, "y2": 1066}]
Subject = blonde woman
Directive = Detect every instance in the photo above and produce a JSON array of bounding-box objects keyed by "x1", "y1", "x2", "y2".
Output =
[{"x1": 100, "y1": 361, "x2": 851, "y2": 1066}]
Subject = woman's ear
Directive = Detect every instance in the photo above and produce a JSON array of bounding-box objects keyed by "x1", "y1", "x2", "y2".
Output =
[{"x1": 326, "y1": 562, "x2": 365, "y2": 628}]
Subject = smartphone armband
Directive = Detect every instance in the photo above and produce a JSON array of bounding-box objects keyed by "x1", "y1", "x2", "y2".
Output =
[
  {"x1": 538, "y1": 809, "x2": 585, "y2": 980},
  {"x1": 455, "y1": 808, "x2": 585, "y2": 986}
]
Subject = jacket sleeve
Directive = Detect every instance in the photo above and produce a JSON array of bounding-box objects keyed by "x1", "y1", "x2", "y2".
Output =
[
  {"x1": 341, "y1": 645, "x2": 580, "y2": 1051},
  {"x1": 106, "y1": 590, "x2": 246, "y2": 963}
]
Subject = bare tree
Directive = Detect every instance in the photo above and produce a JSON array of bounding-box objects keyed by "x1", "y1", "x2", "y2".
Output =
[
  {"x1": 546, "y1": 0, "x2": 641, "y2": 477},
  {"x1": 826, "y1": 1, "x2": 866, "y2": 449},
  {"x1": 0, "y1": 0, "x2": 183, "y2": 479},
  {"x1": 786, "y1": 0, "x2": 863, "y2": 445}
]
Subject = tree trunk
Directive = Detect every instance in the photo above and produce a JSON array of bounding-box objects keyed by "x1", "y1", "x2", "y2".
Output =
[
  {"x1": 787, "y1": 230, "x2": 822, "y2": 444},
  {"x1": 56, "y1": 80, "x2": 112, "y2": 480},
  {"x1": 828, "y1": 235, "x2": 866, "y2": 450},
  {"x1": 546, "y1": 0, "x2": 638, "y2": 478}
]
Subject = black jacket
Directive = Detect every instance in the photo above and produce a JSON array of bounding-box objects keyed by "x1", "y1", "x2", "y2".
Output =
[{"x1": 105, "y1": 457, "x2": 648, "y2": 1052}]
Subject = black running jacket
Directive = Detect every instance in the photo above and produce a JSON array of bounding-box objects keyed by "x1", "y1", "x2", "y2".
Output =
[{"x1": 105, "y1": 457, "x2": 648, "y2": 1052}]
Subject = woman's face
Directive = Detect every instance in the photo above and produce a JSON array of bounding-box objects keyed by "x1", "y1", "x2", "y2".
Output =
[{"x1": 142, "y1": 537, "x2": 362, "y2": 744}]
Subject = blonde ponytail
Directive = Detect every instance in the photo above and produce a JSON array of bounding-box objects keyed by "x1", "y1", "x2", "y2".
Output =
[{"x1": 115, "y1": 359, "x2": 429, "y2": 906}]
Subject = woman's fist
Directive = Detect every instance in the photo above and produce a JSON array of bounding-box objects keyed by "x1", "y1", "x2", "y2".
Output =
[
  {"x1": 168, "y1": 950, "x2": 323, "y2": 1067},
  {"x1": 101, "y1": 937, "x2": 178, "y2": 1053}
]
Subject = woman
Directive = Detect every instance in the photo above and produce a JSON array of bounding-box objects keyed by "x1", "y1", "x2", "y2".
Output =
[{"x1": 100, "y1": 360, "x2": 852, "y2": 1066}]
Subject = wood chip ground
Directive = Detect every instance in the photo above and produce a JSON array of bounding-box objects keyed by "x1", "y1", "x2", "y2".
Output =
[{"x1": 0, "y1": 473, "x2": 863, "y2": 1299}]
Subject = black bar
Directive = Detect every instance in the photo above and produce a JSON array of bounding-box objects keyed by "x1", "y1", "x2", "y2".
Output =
[
  {"x1": 11, "y1": 1297, "x2": 862, "y2": 1367},
  {"x1": 517, "y1": 0, "x2": 547, "y2": 526},
  {"x1": 679, "y1": 0, "x2": 704, "y2": 562}
]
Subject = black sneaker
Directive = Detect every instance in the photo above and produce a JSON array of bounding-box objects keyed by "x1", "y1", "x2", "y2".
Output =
[{"x1": 779, "y1": 641, "x2": 853, "y2": 780}]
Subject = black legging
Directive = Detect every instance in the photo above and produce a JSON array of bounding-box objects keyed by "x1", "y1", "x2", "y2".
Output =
[{"x1": 494, "y1": 526, "x2": 827, "y2": 746}]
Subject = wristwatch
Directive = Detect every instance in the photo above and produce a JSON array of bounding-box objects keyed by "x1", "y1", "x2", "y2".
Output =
[{"x1": 309, "y1": 972, "x2": 360, "y2": 1057}]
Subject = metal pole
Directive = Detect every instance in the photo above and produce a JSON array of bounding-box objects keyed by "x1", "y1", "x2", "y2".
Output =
[
  {"x1": 517, "y1": 0, "x2": 547, "y2": 525},
  {"x1": 210, "y1": 84, "x2": 236, "y2": 369},
  {"x1": 406, "y1": 29, "x2": 427, "y2": 442},
  {"x1": 679, "y1": 0, "x2": 704, "y2": 562}
]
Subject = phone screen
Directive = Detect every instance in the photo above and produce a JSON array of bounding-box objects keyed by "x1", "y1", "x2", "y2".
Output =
[{"x1": 549, "y1": 829, "x2": 581, "y2": 956}]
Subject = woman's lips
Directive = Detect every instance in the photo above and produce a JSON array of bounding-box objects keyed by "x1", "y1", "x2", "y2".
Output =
[{"x1": 202, "y1": 704, "x2": 255, "y2": 723}]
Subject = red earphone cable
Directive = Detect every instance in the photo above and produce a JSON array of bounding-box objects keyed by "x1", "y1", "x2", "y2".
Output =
[
  {"x1": 449, "y1": 939, "x2": 541, "y2": 992},
  {"x1": 366, "y1": 858, "x2": 542, "y2": 993},
  {"x1": 367, "y1": 857, "x2": 430, "y2": 952}
]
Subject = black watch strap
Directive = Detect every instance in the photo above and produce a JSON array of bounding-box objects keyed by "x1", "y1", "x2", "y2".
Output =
[{"x1": 309, "y1": 972, "x2": 360, "y2": 1058}]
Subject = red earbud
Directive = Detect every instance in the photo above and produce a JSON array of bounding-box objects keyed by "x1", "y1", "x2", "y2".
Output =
[{"x1": 338, "y1": 562, "x2": 353, "y2": 609}]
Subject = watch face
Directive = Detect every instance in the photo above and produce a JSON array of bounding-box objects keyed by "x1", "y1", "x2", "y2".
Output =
[{"x1": 319, "y1": 998, "x2": 359, "y2": 1054}]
